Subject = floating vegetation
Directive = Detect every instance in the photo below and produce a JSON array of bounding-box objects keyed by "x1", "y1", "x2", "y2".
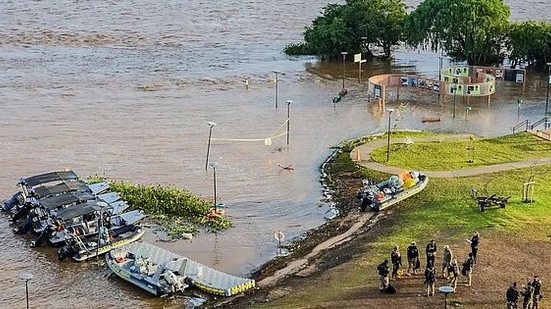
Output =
[{"x1": 88, "y1": 176, "x2": 232, "y2": 236}]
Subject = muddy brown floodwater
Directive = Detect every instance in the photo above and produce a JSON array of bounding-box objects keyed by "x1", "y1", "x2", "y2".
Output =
[{"x1": 0, "y1": 0, "x2": 549, "y2": 308}]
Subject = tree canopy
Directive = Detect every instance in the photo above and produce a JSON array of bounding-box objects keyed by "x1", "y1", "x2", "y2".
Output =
[
  {"x1": 285, "y1": 0, "x2": 407, "y2": 59},
  {"x1": 405, "y1": 0, "x2": 510, "y2": 65},
  {"x1": 507, "y1": 21, "x2": 551, "y2": 70}
]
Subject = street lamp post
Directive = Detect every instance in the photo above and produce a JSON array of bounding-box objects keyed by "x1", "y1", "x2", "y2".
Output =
[
  {"x1": 209, "y1": 162, "x2": 219, "y2": 212},
  {"x1": 438, "y1": 56, "x2": 443, "y2": 81},
  {"x1": 286, "y1": 100, "x2": 292, "y2": 146},
  {"x1": 273, "y1": 70, "x2": 281, "y2": 110},
  {"x1": 205, "y1": 122, "x2": 216, "y2": 171},
  {"x1": 19, "y1": 273, "x2": 33, "y2": 309},
  {"x1": 341, "y1": 51, "x2": 348, "y2": 89},
  {"x1": 452, "y1": 76, "x2": 458, "y2": 119},
  {"x1": 386, "y1": 108, "x2": 394, "y2": 162},
  {"x1": 546, "y1": 63, "x2": 551, "y2": 128}
]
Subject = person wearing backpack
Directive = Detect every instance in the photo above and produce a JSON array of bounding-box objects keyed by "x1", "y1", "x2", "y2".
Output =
[
  {"x1": 441, "y1": 245, "x2": 454, "y2": 279},
  {"x1": 506, "y1": 282, "x2": 519, "y2": 309},
  {"x1": 521, "y1": 280, "x2": 534, "y2": 309},
  {"x1": 424, "y1": 262, "x2": 436, "y2": 297},
  {"x1": 377, "y1": 259, "x2": 390, "y2": 292},
  {"x1": 407, "y1": 241, "x2": 420, "y2": 276},
  {"x1": 425, "y1": 239, "x2": 437, "y2": 269}
]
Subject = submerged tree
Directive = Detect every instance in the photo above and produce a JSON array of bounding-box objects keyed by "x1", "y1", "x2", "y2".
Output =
[
  {"x1": 284, "y1": 0, "x2": 407, "y2": 59},
  {"x1": 406, "y1": 0, "x2": 510, "y2": 65},
  {"x1": 507, "y1": 21, "x2": 551, "y2": 70}
]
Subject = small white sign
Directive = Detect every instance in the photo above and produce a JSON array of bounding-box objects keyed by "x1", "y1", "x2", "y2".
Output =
[
  {"x1": 274, "y1": 231, "x2": 285, "y2": 242},
  {"x1": 516, "y1": 72, "x2": 524, "y2": 83},
  {"x1": 354, "y1": 53, "x2": 362, "y2": 63}
]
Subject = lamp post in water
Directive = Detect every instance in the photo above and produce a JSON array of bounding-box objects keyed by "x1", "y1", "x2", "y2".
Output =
[
  {"x1": 209, "y1": 162, "x2": 219, "y2": 212},
  {"x1": 546, "y1": 63, "x2": 551, "y2": 128},
  {"x1": 205, "y1": 122, "x2": 216, "y2": 171},
  {"x1": 386, "y1": 108, "x2": 394, "y2": 162},
  {"x1": 19, "y1": 273, "x2": 33, "y2": 309},
  {"x1": 273, "y1": 70, "x2": 281, "y2": 110},
  {"x1": 286, "y1": 100, "x2": 292, "y2": 146},
  {"x1": 341, "y1": 51, "x2": 348, "y2": 89}
]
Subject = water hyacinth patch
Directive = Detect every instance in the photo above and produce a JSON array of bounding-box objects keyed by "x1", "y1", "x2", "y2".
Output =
[{"x1": 87, "y1": 176, "x2": 232, "y2": 234}]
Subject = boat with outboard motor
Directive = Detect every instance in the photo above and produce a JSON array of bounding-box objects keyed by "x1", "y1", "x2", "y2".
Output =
[
  {"x1": 58, "y1": 225, "x2": 145, "y2": 262},
  {"x1": 106, "y1": 241, "x2": 256, "y2": 297},
  {"x1": 357, "y1": 170, "x2": 429, "y2": 211}
]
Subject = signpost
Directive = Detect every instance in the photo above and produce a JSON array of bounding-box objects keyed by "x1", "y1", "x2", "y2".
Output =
[
  {"x1": 274, "y1": 231, "x2": 285, "y2": 255},
  {"x1": 354, "y1": 53, "x2": 366, "y2": 83}
]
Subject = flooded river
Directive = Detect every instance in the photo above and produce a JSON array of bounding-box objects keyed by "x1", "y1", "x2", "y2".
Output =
[{"x1": 0, "y1": 0, "x2": 549, "y2": 307}]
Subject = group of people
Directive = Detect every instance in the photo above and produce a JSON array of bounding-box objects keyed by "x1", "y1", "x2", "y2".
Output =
[
  {"x1": 506, "y1": 277, "x2": 543, "y2": 309},
  {"x1": 377, "y1": 232, "x2": 480, "y2": 297}
]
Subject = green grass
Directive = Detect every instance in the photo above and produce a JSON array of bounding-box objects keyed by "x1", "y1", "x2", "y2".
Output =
[
  {"x1": 253, "y1": 133, "x2": 551, "y2": 308},
  {"x1": 87, "y1": 176, "x2": 231, "y2": 235},
  {"x1": 370, "y1": 132, "x2": 551, "y2": 170}
]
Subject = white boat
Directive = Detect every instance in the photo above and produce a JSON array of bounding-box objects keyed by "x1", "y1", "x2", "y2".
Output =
[{"x1": 106, "y1": 242, "x2": 255, "y2": 297}]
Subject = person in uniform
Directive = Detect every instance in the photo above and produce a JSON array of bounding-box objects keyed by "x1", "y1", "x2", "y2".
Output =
[
  {"x1": 407, "y1": 241, "x2": 420, "y2": 275},
  {"x1": 426, "y1": 239, "x2": 437, "y2": 269},
  {"x1": 441, "y1": 245, "x2": 453, "y2": 279},
  {"x1": 377, "y1": 259, "x2": 390, "y2": 292},
  {"x1": 462, "y1": 252, "x2": 475, "y2": 287},
  {"x1": 521, "y1": 281, "x2": 534, "y2": 309},
  {"x1": 470, "y1": 232, "x2": 480, "y2": 264},
  {"x1": 424, "y1": 262, "x2": 436, "y2": 297},
  {"x1": 532, "y1": 276, "x2": 542, "y2": 309},
  {"x1": 448, "y1": 258, "x2": 460, "y2": 291},
  {"x1": 391, "y1": 245, "x2": 402, "y2": 280},
  {"x1": 506, "y1": 282, "x2": 519, "y2": 309}
]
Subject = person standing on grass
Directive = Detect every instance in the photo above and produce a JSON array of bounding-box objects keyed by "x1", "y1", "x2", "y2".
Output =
[
  {"x1": 407, "y1": 241, "x2": 420, "y2": 276},
  {"x1": 424, "y1": 262, "x2": 436, "y2": 297},
  {"x1": 448, "y1": 258, "x2": 460, "y2": 291},
  {"x1": 377, "y1": 259, "x2": 390, "y2": 292},
  {"x1": 461, "y1": 252, "x2": 475, "y2": 287},
  {"x1": 426, "y1": 239, "x2": 437, "y2": 269},
  {"x1": 390, "y1": 245, "x2": 402, "y2": 280},
  {"x1": 532, "y1": 276, "x2": 542, "y2": 309},
  {"x1": 521, "y1": 281, "x2": 534, "y2": 309},
  {"x1": 469, "y1": 232, "x2": 480, "y2": 264},
  {"x1": 441, "y1": 245, "x2": 453, "y2": 279},
  {"x1": 506, "y1": 282, "x2": 519, "y2": 309}
]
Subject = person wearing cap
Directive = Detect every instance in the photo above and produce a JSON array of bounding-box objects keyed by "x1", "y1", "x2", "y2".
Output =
[
  {"x1": 469, "y1": 232, "x2": 480, "y2": 264},
  {"x1": 426, "y1": 239, "x2": 437, "y2": 269},
  {"x1": 532, "y1": 276, "x2": 542, "y2": 309},
  {"x1": 377, "y1": 259, "x2": 390, "y2": 292},
  {"x1": 407, "y1": 241, "x2": 420, "y2": 275},
  {"x1": 390, "y1": 245, "x2": 402, "y2": 280},
  {"x1": 441, "y1": 245, "x2": 453, "y2": 279},
  {"x1": 506, "y1": 282, "x2": 519, "y2": 309}
]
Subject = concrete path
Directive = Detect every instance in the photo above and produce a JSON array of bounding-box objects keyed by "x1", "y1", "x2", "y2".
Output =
[{"x1": 351, "y1": 134, "x2": 551, "y2": 178}]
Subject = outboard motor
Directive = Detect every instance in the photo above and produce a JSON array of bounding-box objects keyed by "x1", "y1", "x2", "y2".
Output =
[{"x1": 2, "y1": 192, "x2": 23, "y2": 211}]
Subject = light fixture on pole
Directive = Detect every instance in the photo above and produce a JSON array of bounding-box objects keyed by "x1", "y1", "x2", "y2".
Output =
[
  {"x1": 286, "y1": 100, "x2": 292, "y2": 146},
  {"x1": 546, "y1": 63, "x2": 551, "y2": 128},
  {"x1": 386, "y1": 108, "x2": 394, "y2": 163},
  {"x1": 341, "y1": 51, "x2": 348, "y2": 89},
  {"x1": 209, "y1": 162, "x2": 219, "y2": 213},
  {"x1": 19, "y1": 272, "x2": 33, "y2": 309},
  {"x1": 438, "y1": 55, "x2": 443, "y2": 82},
  {"x1": 205, "y1": 122, "x2": 216, "y2": 171},
  {"x1": 452, "y1": 75, "x2": 459, "y2": 119},
  {"x1": 273, "y1": 70, "x2": 281, "y2": 110}
]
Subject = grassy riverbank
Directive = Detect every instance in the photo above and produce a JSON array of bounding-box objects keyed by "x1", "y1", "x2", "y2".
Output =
[
  {"x1": 370, "y1": 132, "x2": 551, "y2": 170},
  {"x1": 245, "y1": 132, "x2": 551, "y2": 308}
]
